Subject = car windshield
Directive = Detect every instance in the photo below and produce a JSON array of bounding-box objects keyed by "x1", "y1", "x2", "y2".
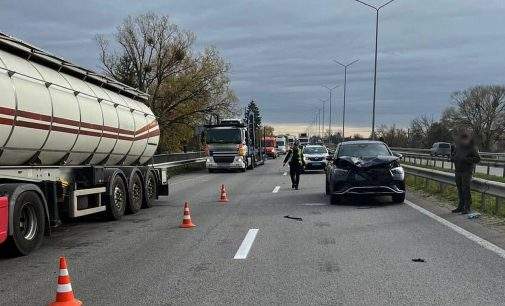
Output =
[
  {"x1": 439, "y1": 143, "x2": 450, "y2": 148},
  {"x1": 276, "y1": 141, "x2": 285, "y2": 146},
  {"x1": 338, "y1": 143, "x2": 391, "y2": 158},
  {"x1": 303, "y1": 146, "x2": 327, "y2": 154},
  {"x1": 206, "y1": 128, "x2": 241, "y2": 144}
]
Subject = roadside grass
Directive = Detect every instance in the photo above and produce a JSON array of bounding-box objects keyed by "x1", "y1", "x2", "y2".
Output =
[
  {"x1": 402, "y1": 161, "x2": 505, "y2": 184},
  {"x1": 405, "y1": 174, "x2": 505, "y2": 218}
]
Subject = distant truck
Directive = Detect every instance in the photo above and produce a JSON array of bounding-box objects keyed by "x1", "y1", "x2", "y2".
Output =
[
  {"x1": 263, "y1": 136, "x2": 277, "y2": 158},
  {"x1": 287, "y1": 135, "x2": 295, "y2": 147},
  {"x1": 204, "y1": 118, "x2": 264, "y2": 172},
  {"x1": 298, "y1": 133, "x2": 309, "y2": 146},
  {"x1": 276, "y1": 136, "x2": 288, "y2": 155}
]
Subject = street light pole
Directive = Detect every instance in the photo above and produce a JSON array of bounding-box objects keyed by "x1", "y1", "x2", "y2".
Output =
[
  {"x1": 352, "y1": 0, "x2": 397, "y2": 139},
  {"x1": 322, "y1": 84, "x2": 339, "y2": 138},
  {"x1": 318, "y1": 98, "x2": 327, "y2": 138},
  {"x1": 333, "y1": 59, "x2": 359, "y2": 139}
]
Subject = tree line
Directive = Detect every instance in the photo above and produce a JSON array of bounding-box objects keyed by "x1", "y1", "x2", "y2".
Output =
[
  {"x1": 376, "y1": 85, "x2": 505, "y2": 151},
  {"x1": 96, "y1": 12, "x2": 238, "y2": 152}
]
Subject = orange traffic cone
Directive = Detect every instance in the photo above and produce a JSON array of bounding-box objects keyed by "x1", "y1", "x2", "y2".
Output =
[
  {"x1": 179, "y1": 202, "x2": 196, "y2": 228},
  {"x1": 219, "y1": 184, "x2": 229, "y2": 203},
  {"x1": 49, "y1": 257, "x2": 82, "y2": 306}
]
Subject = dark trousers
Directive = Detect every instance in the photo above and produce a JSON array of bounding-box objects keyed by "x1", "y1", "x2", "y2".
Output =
[
  {"x1": 455, "y1": 171, "x2": 472, "y2": 211},
  {"x1": 289, "y1": 163, "x2": 302, "y2": 187}
]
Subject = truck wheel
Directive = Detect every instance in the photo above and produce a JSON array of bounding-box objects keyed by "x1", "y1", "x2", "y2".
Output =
[
  {"x1": 330, "y1": 195, "x2": 342, "y2": 205},
  {"x1": 106, "y1": 176, "x2": 126, "y2": 220},
  {"x1": 143, "y1": 171, "x2": 157, "y2": 208},
  {"x1": 5, "y1": 191, "x2": 45, "y2": 256},
  {"x1": 127, "y1": 172, "x2": 143, "y2": 214}
]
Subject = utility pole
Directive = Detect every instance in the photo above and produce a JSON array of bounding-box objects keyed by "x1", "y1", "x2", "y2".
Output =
[
  {"x1": 322, "y1": 84, "x2": 339, "y2": 138},
  {"x1": 333, "y1": 59, "x2": 359, "y2": 139},
  {"x1": 351, "y1": 0, "x2": 397, "y2": 139}
]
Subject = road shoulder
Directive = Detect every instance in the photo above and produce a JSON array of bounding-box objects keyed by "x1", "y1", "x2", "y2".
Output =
[{"x1": 407, "y1": 190, "x2": 505, "y2": 251}]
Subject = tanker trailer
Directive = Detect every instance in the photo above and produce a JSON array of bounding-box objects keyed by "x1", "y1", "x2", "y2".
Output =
[{"x1": 0, "y1": 32, "x2": 167, "y2": 255}]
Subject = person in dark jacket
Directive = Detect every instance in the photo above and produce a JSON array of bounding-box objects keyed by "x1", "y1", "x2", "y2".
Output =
[
  {"x1": 283, "y1": 140, "x2": 306, "y2": 190},
  {"x1": 450, "y1": 130, "x2": 481, "y2": 214}
]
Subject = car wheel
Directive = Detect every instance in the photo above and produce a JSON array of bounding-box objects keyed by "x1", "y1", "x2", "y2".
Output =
[
  {"x1": 392, "y1": 193, "x2": 405, "y2": 204},
  {"x1": 208, "y1": 169, "x2": 215, "y2": 173},
  {"x1": 330, "y1": 195, "x2": 341, "y2": 205}
]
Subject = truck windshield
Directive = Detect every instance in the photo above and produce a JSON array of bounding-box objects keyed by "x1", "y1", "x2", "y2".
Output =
[
  {"x1": 338, "y1": 143, "x2": 391, "y2": 158},
  {"x1": 276, "y1": 141, "x2": 285, "y2": 146},
  {"x1": 206, "y1": 128, "x2": 241, "y2": 144}
]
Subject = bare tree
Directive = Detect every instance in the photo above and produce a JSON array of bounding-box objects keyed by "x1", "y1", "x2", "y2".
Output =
[{"x1": 445, "y1": 85, "x2": 505, "y2": 150}]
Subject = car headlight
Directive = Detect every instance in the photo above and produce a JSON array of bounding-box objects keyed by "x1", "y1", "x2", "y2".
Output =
[{"x1": 390, "y1": 166, "x2": 405, "y2": 180}]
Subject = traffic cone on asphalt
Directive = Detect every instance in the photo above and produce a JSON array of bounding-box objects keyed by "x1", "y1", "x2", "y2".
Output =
[
  {"x1": 49, "y1": 257, "x2": 82, "y2": 306},
  {"x1": 219, "y1": 184, "x2": 229, "y2": 203},
  {"x1": 179, "y1": 202, "x2": 196, "y2": 228}
]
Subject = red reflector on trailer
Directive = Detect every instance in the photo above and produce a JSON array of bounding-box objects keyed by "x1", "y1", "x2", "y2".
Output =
[{"x1": 0, "y1": 196, "x2": 8, "y2": 244}]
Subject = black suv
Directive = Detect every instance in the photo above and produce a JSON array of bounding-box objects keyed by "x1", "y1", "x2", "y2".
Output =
[{"x1": 325, "y1": 140, "x2": 405, "y2": 204}]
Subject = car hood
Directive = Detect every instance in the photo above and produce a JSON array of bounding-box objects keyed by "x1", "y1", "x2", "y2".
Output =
[
  {"x1": 304, "y1": 154, "x2": 327, "y2": 158},
  {"x1": 337, "y1": 155, "x2": 398, "y2": 169}
]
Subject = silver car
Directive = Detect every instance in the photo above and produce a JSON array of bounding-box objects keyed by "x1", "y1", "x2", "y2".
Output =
[
  {"x1": 430, "y1": 142, "x2": 452, "y2": 157},
  {"x1": 303, "y1": 145, "x2": 329, "y2": 170}
]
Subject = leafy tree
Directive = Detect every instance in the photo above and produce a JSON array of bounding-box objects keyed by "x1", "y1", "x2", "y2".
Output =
[{"x1": 96, "y1": 12, "x2": 237, "y2": 152}]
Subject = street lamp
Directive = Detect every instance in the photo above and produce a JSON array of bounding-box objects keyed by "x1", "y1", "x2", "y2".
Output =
[
  {"x1": 318, "y1": 98, "x2": 327, "y2": 138},
  {"x1": 333, "y1": 59, "x2": 359, "y2": 139},
  {"x1": 351, "y1": 0, "x2": 397, "y2": 139},
  {"x1": 322, "y1": 84, "x2": 339, "y2": 137}
]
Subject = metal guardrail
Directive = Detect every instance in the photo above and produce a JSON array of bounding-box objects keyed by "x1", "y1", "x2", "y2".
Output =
[
  {"x1": 391, "y1": 147, "x2": 505, "y2": 160},
  {"x1": 403, "y1": 165, "x2": 505, "y2": 199},
  {"x1": 150, "y1": 152, "x2": 206, "y2": 169},
  {"x1": 399, "y1": 152, "x2": 505, "y2": 177}
]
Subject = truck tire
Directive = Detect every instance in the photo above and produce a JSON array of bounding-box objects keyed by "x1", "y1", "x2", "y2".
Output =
[
  {"x1": 143, "y1": 170, "x2": 157, "y2": 208},
  {"x1": 4, "y1": 191, "x2": 46, "y2": 256},
  {"x1": 127, "y1": 172, "x2": 143, "y2": 214},
  {"x1": 330, "y1": 195, "x2": 342, "y2": 205},
  {"x1": 106, "y1": 175, "x2": 127, "y2": 220}
]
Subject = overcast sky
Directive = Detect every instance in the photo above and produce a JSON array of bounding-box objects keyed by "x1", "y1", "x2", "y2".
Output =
[{"x1": 1, "y1": 0, "x2": 505, "y2": 135}]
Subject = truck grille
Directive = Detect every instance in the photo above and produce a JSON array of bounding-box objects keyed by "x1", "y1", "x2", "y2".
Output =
[{"x1": 213, "y1": 156, "x2": 235, "y2": 163}]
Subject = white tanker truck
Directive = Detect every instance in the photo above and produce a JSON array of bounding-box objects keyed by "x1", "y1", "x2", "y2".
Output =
[{"x1": 0, "y1": 32, "x2": 167, "y2": 255}]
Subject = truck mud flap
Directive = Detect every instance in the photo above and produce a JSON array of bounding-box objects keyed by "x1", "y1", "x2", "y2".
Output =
[{"x1": 0, "y1": 196, "x2": 7, "y2": 244}]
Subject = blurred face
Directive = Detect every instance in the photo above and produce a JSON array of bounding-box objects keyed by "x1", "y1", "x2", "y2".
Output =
[{"x1": 459, "y1": 133, "x2": 471, "y2": 144}]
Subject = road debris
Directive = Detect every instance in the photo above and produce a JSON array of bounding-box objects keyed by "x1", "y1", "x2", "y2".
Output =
[
  {"x1": 284, "y1": 215, "x2": 303, "y2": 221},
  {"x1": 467, "y1": 212, "x2": 481, "y2": 219},
  {"x1": 411, "y1": 258, "x2": 425, "y2": 263}
]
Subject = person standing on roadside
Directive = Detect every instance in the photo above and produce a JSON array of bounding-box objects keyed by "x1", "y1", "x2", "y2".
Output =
[
  {"x1": 283, "y1": 140, "x2": 306, "y2": 190},
  {"x1": 451, "y1": 130, "x2": 480, "y2": 214}
]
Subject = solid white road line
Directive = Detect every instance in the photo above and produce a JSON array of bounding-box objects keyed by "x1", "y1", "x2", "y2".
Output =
[
  {"x1": 405, "y1": 200, "x2": 505, "y2": 259},
  {"x1": 234, "y1": 229, "x2": 259, "y2": 259},
  {"x1": 298, "y1": 203, "x2": 327, "y2": 206},
  {"x1": 272, "y1": 186, "x2": 280, "y2": 193}
]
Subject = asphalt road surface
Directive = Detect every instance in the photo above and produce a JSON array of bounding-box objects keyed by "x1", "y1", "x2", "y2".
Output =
[{"x1": 2, "y1": 158, "x2": 505, "y2": 305}]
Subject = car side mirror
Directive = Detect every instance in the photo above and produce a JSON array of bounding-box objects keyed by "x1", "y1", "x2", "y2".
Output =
[{"x1": 393, "y1": 152, "x2": 402, "y2": 158}]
